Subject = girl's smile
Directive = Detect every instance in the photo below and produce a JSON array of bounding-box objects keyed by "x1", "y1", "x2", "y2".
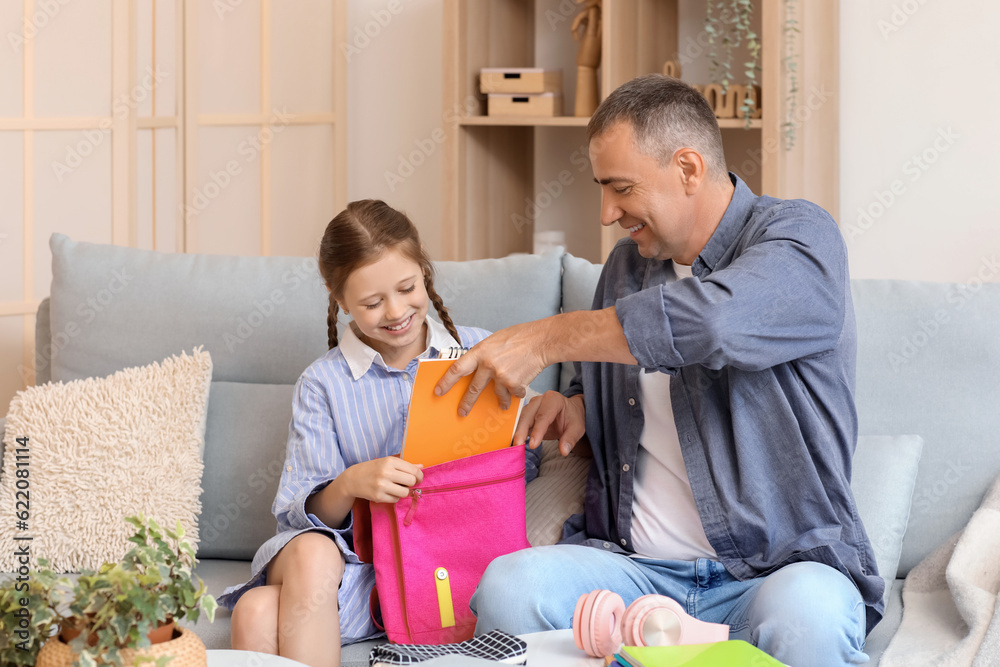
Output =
[{"x1": 382, "y1": 314, "x2": 414, "y2": 333}]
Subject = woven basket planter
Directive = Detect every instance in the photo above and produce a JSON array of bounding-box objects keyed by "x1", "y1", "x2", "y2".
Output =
[{"x1": 36, "y1": 625, "x2": 206, "y2": 667}]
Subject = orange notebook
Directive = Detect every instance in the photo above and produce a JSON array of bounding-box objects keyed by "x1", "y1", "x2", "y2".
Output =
[{"x1": 400, "y1": 357, "x2": 522, "y2": 468}]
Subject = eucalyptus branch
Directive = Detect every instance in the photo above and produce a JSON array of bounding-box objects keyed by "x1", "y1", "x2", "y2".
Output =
[
  {"x1": 782, "y1": 0, "x2": 800, "y2": 149},
  {"x1": 734, "y1": 0, "x2": 761, "y2": 126},
  {"x1": 718, "y1": 1, "x2": 734, "y2": 90},
  {"x1": 705, "y1": 0, "x2": 720, "y2": 84},
  {"x1": 705, "y1": 0, "x2": 761, "y2": 126}
]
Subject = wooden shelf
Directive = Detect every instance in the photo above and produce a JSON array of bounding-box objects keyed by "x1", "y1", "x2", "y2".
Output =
[
  {"x1": 460, "y1": 116, "x2": 591, "y2": 127},
  {"x1": 719, "y1": 119, "x2": 764, "y2": 130},
  {"x1": 442, "y1": 0, "x2": 839, "y2": 263},
  {"x1": 461, "y1": 116, "x2": 761, "y2": 129}
]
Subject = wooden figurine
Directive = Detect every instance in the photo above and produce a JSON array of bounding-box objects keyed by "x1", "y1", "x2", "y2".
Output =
[
  {"x1": 703, "y1": 84, "x2": 736, "y2": 119},
  {"x1": 744, "y1": 84, "x2": 763, "y2": 119},
  {"x1": 662, "y1": 60, "x2": 682, "y2": 79},
  {"x1": 572, "y1": 0, "x2": 602, "y2": 117},
  {"x1": 723, "y1": 86, "x2": 742, "y2": 119}
]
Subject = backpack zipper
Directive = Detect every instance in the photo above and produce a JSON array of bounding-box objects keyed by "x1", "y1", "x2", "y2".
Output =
[{"x1": 402, "y1": 471, "x2": 524, "y2": 527}]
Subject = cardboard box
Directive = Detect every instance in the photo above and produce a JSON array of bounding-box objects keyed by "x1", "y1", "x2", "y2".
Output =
[
  {"x1": 488, "y1": 92, "x2": 563, "y2": 117},
  {"x1": 480, "y1": 68, "x2": 562, "y2": 94}
]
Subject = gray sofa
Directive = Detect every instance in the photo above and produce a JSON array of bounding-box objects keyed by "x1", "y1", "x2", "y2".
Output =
[{"x1": 3, "y1": 233, "x2": 1000, "y2": 665}]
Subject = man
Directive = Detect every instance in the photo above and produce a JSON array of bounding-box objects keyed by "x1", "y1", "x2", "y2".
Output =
[{"x1": 435, "y1": 75, "x2": 883, "y2": 666}]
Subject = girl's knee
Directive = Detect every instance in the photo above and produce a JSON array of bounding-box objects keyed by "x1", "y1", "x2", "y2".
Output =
[
  {"x1": 271, "y1": 532, "x2": 346, "y2": 586},
  {"x1": 231, "y1": 586, "x2": 279, "y2": 649}
]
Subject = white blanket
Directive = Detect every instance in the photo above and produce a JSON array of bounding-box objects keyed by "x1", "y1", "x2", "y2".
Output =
[{"x1": 881, "y1": 476, "x2": 1000, "y2": 666}]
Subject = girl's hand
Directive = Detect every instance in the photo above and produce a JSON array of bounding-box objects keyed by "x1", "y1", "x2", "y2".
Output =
[{"x1": 346, "y1": 456, "x2": 424, "y2": 503}]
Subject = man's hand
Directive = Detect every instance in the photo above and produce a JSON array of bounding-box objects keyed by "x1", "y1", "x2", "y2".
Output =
[
  {"x1": 434, "y1": 308, "x2": 635, "y2": 416},
  {"x1": 346, "y1": 456, "x2": 424, "y2": 504},
  {"x1": 434, "y1": 321, "x2": 550, "y2": 416},
  {"x1": 514, "y1": 392, "x2": 586, "y2": 456}
]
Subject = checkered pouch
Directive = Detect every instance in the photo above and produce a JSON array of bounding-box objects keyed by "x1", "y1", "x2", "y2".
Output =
[{"x1": 368, "y1": 630, "x2": 528, "y2": 665}]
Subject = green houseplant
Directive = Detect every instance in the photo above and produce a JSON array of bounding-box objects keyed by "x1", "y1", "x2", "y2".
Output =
[
  {"x1": 1, "y1": 514, "x2": 217, "y2": 667},
  {"x1": 0, "y1": 557, "x2": 65, "y2": 666}
]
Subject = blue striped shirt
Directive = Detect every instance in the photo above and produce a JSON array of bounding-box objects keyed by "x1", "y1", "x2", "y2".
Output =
[{"x1": 219, "y1": 317, "x2": 527, "y2": 643}]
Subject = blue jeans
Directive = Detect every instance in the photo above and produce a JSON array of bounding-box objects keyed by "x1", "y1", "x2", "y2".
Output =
[{"x1": 470, "y1": 545, "x2": 869, "y2": 667}]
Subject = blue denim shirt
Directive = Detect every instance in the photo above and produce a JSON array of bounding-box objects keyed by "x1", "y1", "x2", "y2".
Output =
[{"x1": 561, "y1": 174, "x2": 884, "y2": 634}]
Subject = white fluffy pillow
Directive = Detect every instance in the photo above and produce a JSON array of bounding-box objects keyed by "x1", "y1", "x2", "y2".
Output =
[{"x1": 0, "y1": 348, "x2": 212, "y2": 572}]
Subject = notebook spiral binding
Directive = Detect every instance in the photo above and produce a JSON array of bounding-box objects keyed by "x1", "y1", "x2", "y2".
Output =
[{"x1": 441, "y1": 346, "x2": 469, "y2": 360}]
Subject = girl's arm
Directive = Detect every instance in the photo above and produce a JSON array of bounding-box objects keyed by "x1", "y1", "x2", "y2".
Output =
[
  {"x1": 277, "y1": 375, "x2": 426, "y2": 532},
  {"x1": 306, "y1": 457, "x2": 425, "y2": 528},
  {"x1": 304, "y1": 473, "x2": 355, "y2": 529}
]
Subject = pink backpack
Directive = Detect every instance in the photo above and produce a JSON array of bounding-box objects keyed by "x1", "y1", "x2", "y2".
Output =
[{"x1": 353, "y1": 445, "x2": 531, "y2": 644}]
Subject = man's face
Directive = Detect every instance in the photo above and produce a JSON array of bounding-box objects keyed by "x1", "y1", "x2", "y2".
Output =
[{"x1": 589, "y1": 122, "x2": 696, "y2": 262}]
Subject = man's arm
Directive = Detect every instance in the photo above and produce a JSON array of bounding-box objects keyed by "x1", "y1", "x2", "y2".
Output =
[
  {"x1": 435, "y1": 307, "x2": 637, "y2": 417},
  {"x1": 437, "y1": 203, "x2": 846, "y2": 413},
  {"x1": 619, "y1": 205, "x2": 848, "y2": 374}
]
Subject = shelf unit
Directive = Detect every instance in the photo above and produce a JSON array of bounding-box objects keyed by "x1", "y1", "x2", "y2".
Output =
[{"x1": 442, "y1": 0, "x2": 838, "y2": 262}]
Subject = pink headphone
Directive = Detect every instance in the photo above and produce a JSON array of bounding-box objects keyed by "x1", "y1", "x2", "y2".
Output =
[{"x1": 572, "y1": 590, "x2": 730, "y2": 658}]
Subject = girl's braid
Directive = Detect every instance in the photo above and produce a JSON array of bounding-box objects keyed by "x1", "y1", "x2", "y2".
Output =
[
  {"x1": 425, "y1": 273, "x2": 460, "y2": 346},
  {"x1": 327, "y1": 298, "x2": 340, "y2": 349}
]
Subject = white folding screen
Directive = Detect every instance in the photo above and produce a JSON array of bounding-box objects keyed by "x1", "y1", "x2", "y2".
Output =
[
  {"x1": 186, "y1": 0, "x2": 345, "y2": 258},
  {"x1": 0, "y1": 0, "x2": 346, "y2": 411}
]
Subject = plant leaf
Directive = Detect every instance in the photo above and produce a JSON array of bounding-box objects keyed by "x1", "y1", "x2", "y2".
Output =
[{"x1": 201, "y1": 595, "x2": 218, "y2": 623}]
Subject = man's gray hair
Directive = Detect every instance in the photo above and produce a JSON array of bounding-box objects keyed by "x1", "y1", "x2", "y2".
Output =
[{"x1": 587, "y1": 74, "x2": 728, "y2": 178}]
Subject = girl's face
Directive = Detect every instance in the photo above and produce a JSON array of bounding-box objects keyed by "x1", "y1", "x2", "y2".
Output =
[{"x1": 339, "y1": 247, "x2": 430, "y2": 368}]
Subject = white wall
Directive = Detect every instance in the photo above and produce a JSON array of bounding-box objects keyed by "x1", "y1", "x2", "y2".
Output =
[{"x1": 840, "y1": 0, "x2": 1000, "y2": 282}]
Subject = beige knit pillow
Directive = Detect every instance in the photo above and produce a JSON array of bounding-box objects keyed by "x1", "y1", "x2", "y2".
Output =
[
  {"x1": 0, "y1": 348, "x2": 212, "y2": 572},
  {"x1": 525, "y1": 439, "x2": 590, "y2": 547}
]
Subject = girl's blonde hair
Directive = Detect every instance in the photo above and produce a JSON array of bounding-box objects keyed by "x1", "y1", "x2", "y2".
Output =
[{"x1": 318, "y1": 199, "x2": 460, "y2": 350}]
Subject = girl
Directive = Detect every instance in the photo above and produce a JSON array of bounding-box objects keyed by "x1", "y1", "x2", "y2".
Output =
[{"x1": 217, "y1": 200, "x2": 537, "y2": 667}]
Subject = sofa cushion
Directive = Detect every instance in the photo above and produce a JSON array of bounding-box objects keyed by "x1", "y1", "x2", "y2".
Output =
[
  {"x1": 436, "y1": 250, "x2": 563, "y2": 394},
  {"x1": 852, "y1": 279, "x2": 1000, "y2": 575},
  {"x1": 851, "y1": 435, "x2": 923, "y2": 608},
  {"x1": 34, "y1": 298, "x2": 52, "y2": 386},
  {"x1": 0, "y1": 348, "x2": 212, "y2": 572},
  {"x1": 558, "y1": 253, "x2": 604, "y2": 392},
  {"x1": 197, "y1": 382, "x2": 294, "y2": 560},
  {"x1": 46, "y1": 235, "x2": 563, "y2": 393},
  {"x1": 864, "y1": 578, "x2": 904, "y2": 656},
  {"x1": 48, "y1": 234, "x2": 331, "y2": 385},
  {"x1": 525, "y1": 440, "x2": 589, "y2": 547},
  {"x1": 185, "y1": 559, "x2": 252, "y2": 649}
]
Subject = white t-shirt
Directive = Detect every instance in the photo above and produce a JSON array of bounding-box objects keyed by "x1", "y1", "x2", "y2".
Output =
[{"x1": 629, "y1": 261, "x2": 717, "y2": 561}]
